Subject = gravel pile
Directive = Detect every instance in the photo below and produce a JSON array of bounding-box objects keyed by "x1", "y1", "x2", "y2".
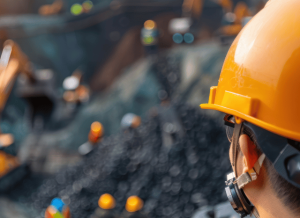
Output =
[
  {"x1": 27, "y1": 102, "x2": 230, "y2": 218},
  {"x1": 5, "y1": 52, "x2": 230, "y2": 218},
  {"x1": 151, "y1": 54, "x2": 181, "y2": 100}
]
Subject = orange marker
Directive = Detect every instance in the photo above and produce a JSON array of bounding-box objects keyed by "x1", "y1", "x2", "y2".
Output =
[
  {"x1": 125, "y1": 196, "x2": 143, "y2": 213},
  {"x1": 90, "y1": 194, "x2": 117, "y2": 218},
  {"x1": 98, "y1": 194, "x2": 116, "y2": 210},
  {"x1": 121, "y1": 196, "x2": 147, "y2": 218},
  {"x1": 88, "y1": 122, "x2": 104, "y2": 144}
]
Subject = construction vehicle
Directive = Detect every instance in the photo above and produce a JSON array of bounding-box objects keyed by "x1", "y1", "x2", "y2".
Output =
[
  {"x1": 217, "y1": 0, "x2": 253, "y2": 44},
  {"x1": 0, "y1": 40, "x2": 35, "y2": 191}
]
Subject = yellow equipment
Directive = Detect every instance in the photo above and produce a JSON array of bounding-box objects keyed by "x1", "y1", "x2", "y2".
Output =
[
  {"x1": 182, "y1": 0, "x2": 204, "y2": 18},
  {"x1": 220, "y1": 1, "x2": 252, "y2": 36},
  {"x1": 233, "y1": 2, "x2": 251, "y2": 24},
  {"x1": 0, "y1": 40, "x2": 34, "y2": 113},
  {"x1": 218, "y1": 0, "x2": 233, "y2": 12},
  {"x1": 0, "y1": 151, "x2": 20, "y2": 177},
  {"x1": 0, "y1": 40, "x2": 35, "y2": 147},
  {"x1": 200, "y1": 0, "x2": 300, "y2": 142},
  {"x1": 0, "y1": 40, "x2": 34, "y2": 177}
]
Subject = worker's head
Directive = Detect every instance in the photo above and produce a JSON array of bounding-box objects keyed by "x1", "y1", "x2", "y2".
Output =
[{"x1": 200, "y1": 0, "x2": 300, "y2": 216}]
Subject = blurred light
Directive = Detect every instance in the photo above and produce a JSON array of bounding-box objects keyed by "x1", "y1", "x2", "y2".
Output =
[
  {"x1": 63, "y1": 76, "x2": 80, "y2": 91},
  {"x1": 126, "y1": 196, "x2": 143, "y2": 212},
  {"x1": 82, "y1": 1, "x2": 93, "y2": 12},
  {"x1": 169, "y1": 18, "x2": 192, "y2": 34},
  {"x1": 143, "y1": 36, "x2": 154, "y2": 45},
  {"x1": 144, "y1": 20, "x2": 156, "y2": 30},
  {"x1": 78, "y1": 141, "x2": 93, "y2": 155},
  {"x1": 225, "y1": 12, "x2": 236, "y2": 23},
  {"x1": 184, "y1": 33, "x2": 194, "y2": 44},
  {"x1": 63, "y1": 91, "x2": 77, "y2": 103},
  {"x1": 0, "y1": 134, "x2": 14, "y2": 148},
  {"x1": 89, "y1": 121, "x2": 103, "y2": 144},
  {"x1": 71, "y1": 4, "x2": 83, "y2": 15},
  {"x1": 76, "y1": 85, "x2": 89, "y2": 102},
  {"x1": 173, "y1": 33, "x2": 183, "y2": 44},
  {"x1": 37, "y1": 69, "x2": 53, "y2": 81},
  {"x1": 121, "y1": 113, "x2": 141, "y2": 129},
  {"x1": 121, "y1": 113, "x2": 135, "y2": 128},
  {"x1": 98, "y1": 194, "x2": 116, "y2": 209},
  {"x1": 132, "y1": 116, "x2": 141, "y2": 128},
  {"x1": 91, "y1": 121, "x2": 102, "y2": 135}
]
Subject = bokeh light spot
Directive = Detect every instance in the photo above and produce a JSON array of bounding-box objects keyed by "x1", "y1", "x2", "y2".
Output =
[
  {"x1": 82, "y1": 1, "x2": 94, "y2": 11},
  {"x1": 144, "y1": 20, "x2": 156, "y2": 30},
  {"x1": 173, "y1": 33, "x2": 183, "y2": 44},
  {"x1": 184, "y1": 33, "x2": 194, "y2": 44},
  {"x1": 71, "y1": 4, "x2": 83, "y2": 15},
  {"x1": 143, "y1": 36, "x2": 154, "y2": 45},
  {"x1": 91, "y1": 121, "x2": 102, "y2": 135}
]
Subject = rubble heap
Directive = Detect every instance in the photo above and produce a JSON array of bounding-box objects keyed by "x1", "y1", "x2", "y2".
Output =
[{"x1": 29, "y1": 103, "x2": 230, "y2": 218}]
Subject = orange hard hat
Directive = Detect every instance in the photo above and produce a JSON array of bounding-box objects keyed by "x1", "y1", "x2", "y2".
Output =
[{"x1": 200, "y1": 0, "x2": 300, "y2": 142}]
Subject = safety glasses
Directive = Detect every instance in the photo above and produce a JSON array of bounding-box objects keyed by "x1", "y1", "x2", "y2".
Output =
[
  {"x1": 224, "y1": 114, "x2": 300, "y2": 189},
  {"x1": 224, "y1": 114, "x2": 235, "y2": 143},
  {"x1": 224, "y1": 114, "x2": 256, "y2": 144}
]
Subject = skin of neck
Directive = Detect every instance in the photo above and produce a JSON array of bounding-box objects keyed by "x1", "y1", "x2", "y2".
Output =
[{"x1": 229, "y1": 134, "x2": 300, "y2": 218}]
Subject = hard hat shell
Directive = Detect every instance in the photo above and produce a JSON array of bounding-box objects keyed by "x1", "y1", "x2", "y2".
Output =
[{"x1": 200, "y1": 0, "x2": 300, "y2": 142}]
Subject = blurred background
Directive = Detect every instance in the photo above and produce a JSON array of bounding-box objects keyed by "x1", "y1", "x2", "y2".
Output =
[{"x1": 0, "y1": 0, "x2": 267, "y2": 217}]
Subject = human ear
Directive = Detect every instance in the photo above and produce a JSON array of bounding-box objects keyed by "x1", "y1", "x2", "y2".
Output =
[{"x1": 239, "y1": 134, "x2": 259, "y2": 174}]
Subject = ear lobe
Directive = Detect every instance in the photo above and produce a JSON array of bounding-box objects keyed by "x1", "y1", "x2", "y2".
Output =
[{"x1": 239, "y1": 134, "x2": 259, "y2": 173}]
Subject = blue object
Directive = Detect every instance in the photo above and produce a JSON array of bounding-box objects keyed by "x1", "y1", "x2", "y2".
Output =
[
  {"x1": 173, "y1": 33, "x2": 183, "y2": 44},
  {"x1": 184, "y1": 33, "x2": 194, "y2": 44},
  {"x1": 242, "y1": 16, "x2": 252, "y2": 27},
  {"x1": 51, "y1": 198, "x2": 65, "y2": 213}
]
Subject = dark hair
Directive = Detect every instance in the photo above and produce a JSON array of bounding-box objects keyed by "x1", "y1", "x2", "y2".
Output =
[{"x1": 236, "y1": 125, "x2": 300, "y2": 214}]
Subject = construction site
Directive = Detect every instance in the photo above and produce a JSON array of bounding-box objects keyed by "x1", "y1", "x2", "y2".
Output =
[{"x1": 0, "y1": 0, "x2": 267, "y2": 217}]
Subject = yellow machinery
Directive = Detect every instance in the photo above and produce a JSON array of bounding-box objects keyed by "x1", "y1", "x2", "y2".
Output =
[
  {"x1": 0, "y1": 40, "x2": 34, "y2": 180},
  {"x1": 182, "y1": 0, "x2": 204, "y2": 18},
  {"x1": 218, "y1": 0, "x2": 252, "y2": 36}
]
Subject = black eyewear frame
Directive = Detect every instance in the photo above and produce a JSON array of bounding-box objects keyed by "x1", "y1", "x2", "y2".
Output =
[{"x1": 223, "y1": 114, "x2": 300, "y2": 189}]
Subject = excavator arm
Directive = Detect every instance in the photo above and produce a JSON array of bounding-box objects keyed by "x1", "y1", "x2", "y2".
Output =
[{"x1": 0, "y1": 40, "x2": 34, "y2": 113}]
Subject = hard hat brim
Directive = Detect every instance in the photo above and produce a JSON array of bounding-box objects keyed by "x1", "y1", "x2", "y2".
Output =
[{"x1": 200, "y1": 103, "x2": 300, "y2": 142}]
